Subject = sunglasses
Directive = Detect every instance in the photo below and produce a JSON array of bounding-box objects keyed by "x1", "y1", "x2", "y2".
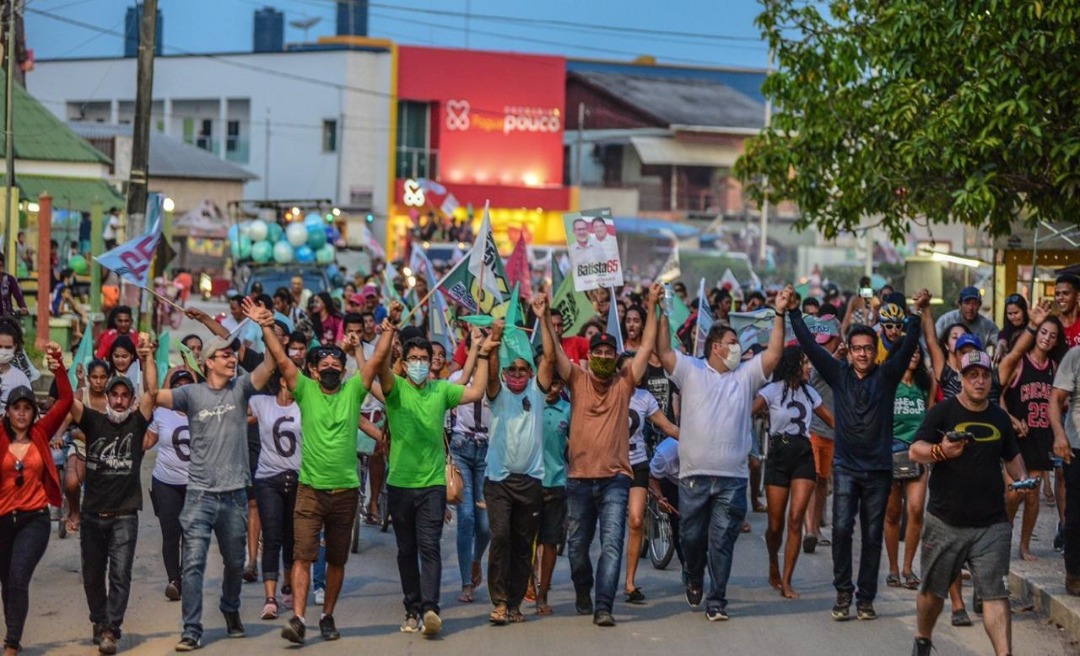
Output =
[
  {"x1": 882, "y1": 323, "x2": 902, "y2": 330},
  {"x1": 314, "y1": 346, "x2": 346, "y2": 360},
  {"x1": 14, "y1": 460, "x2": 23, "y2": 487}
]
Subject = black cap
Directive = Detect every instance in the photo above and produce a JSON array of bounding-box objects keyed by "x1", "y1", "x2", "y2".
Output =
[
  {"x1": 589, "y1": 332, "x2": 619, "y2": 351},
  {"x1": 4, "y1": 386, "x2": 37, "y2": 414},
  {"x1": 169, "y1": 369, "x2": 195, "y2": 387}
]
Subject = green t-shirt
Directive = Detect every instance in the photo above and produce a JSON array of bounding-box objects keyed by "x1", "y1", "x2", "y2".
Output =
[
  {"x1": 892, "y1": 380, "x2": 928, "y2": 445},
  {"x1": 293, "y1": 373, "x2": 368, "y2": 489},
  {"x1": 385, "y1": 375, "x2": 464, "y2": 488}
]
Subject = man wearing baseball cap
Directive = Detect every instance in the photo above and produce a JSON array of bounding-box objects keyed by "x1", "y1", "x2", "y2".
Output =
[
  {"x1": 934, "y1": 286, "x2": 1000, "y2": 349},
  {"x1": 908, "y1": 350, "x2": 1030, "y2": 656}
]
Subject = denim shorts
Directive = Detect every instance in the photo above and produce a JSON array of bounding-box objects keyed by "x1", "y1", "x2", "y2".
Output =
[{"x1": 919, "y1": 513, "x2": 1011, "y2": 601}]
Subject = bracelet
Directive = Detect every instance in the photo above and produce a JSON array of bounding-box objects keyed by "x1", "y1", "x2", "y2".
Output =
[{"x1": 1026, "y1": 325, "x2": 1038, "y2": 335}]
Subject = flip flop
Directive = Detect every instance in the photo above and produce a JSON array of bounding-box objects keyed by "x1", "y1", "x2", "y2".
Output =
[
  {"x1": 458, "y1": 587, "x2": 474, "y2": 603},
  {"x1": 508, "y1": 608, "x2": 527, "y2": 623},
  {"x1": 886, "y1": 574, "x2": 901, "y2": 588},
  {"x1": 902, "y1": 572, "x2": 921, "y2": 590},
  {"x1": 536, "y1": 604, "x2": 554, "y2": 616},
  {"x1": 489, "y1": 606, "x2": 508, "y2": 625}
]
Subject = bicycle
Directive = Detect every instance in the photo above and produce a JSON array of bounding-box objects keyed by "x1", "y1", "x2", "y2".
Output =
[{"x1": 644, "y1": 491, "x2": 676, "y2": 570}]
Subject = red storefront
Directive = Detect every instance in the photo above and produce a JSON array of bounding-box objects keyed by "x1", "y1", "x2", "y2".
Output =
[{"x1": 388, "y1": 45, "x2": 571, "y2": 257}]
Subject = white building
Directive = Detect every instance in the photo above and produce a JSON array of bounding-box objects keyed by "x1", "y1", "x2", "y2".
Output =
[{"x1": 30, "y1": 44, "x2": 394, "y2": 215}]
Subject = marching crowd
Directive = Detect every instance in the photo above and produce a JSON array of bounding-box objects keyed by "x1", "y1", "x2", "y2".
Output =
[{"x1": 0, "y1": 267, "x2": 1080, "y2": 656}]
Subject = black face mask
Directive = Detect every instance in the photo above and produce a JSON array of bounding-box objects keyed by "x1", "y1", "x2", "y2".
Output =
[{"x1": 319, "y1": 368, "x2": 342, "y2": 391}]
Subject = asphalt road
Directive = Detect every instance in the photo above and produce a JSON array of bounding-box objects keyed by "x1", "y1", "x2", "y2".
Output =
[{"x1": 21, "y1": 455, "x2": 1080, "y2": 656}]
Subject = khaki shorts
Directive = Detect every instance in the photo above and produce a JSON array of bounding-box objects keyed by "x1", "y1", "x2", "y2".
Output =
[
  {"x1": 293, "y1": 483, "x2": 359, "y2": 567},
  {"x1": 810, "y1": 434, "x2": 834, "y2": 480}
]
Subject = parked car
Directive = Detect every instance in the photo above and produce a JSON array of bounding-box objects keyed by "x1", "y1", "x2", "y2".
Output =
[{"x1": 241, "y1": 264, "x2": 331, "y2": 297}]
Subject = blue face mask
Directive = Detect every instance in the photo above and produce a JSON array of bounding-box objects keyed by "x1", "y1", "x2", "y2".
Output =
[{"x1": 406, "y1": 361, "x2": 430, "y2": 385}]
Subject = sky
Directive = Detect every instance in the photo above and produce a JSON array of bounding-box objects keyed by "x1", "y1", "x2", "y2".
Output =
[{"x1": 26, "y1": 0, "x2": 770, "y2": 70}]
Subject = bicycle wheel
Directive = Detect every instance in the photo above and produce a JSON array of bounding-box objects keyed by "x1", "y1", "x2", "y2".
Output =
[{"x1": 649, "y1": 507, "x2": 675, "y2": 570}]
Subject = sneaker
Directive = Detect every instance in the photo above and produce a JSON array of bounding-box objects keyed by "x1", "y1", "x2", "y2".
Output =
[
  {"x1": 319, "y1": 615, "x2": 340, "y2": 641},
  {"x1": 856, "y1": 600, "x2": 876, "y2": 620},
  {"x1": 313, "y1": 586, "x2": 325, "y2": 606},
  {"x1": 421, "y1": 610, "x2": 442, "y2": 636},
  {"x1": 705, "y1": 606, "x2": 729, "y2": 621},
  {"x1": 281, "y1": 616, "x2": 305, "y2": 644},
  {"x1": 261, "y1": 597, "x2": 278, "y2": 621},
  {"x1": 174, "y1": 636, "x2": 201, "y2": 652},
  {"x1": 400, "y1": 613, "x2": 421, "y2": 633},
  {"x1": 93, "y1": 623, "x2": 106, "y2": 645},
  {"x1": 685, "y1": 583, "x2": 703, "y2": 608},
  {"x1": 951, "y1": 608, "x2": 972, "y2": 626},
  {"x1": 223, "y1": 611, "x2": 245, "y2": 638},
  {"x1": 281, "y1": 584, "x2": 294, "y2": 609},
  {"x1": 832, "y1": 591, "x2": 853, "y2": 620},
  {"x1": 593, "y1": 610, "x2": 616, "y2": 627},
  {"x1": 165, "y1": 580, "x2": 182, "y2": 602},
  {"x1": 242, "y1": 565, "x2": 258, "y2": 583},
  {"x1": 98, "y1": 630, "x2": 118, "y2": 655},
  {"x1": 911, "y1": 637, "x2": 933, "y2": 656},
  {"x1": 575, "y1": 589, "x2": 593, "y2": 615}
]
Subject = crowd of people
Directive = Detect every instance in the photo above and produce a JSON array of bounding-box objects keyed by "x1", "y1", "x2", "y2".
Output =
[{"x1": 0, "y1": 261, "x2": 1079, "y2": 656}]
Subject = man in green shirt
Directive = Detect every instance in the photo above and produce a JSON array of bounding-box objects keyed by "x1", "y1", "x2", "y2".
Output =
[
  {"x1": 378, "y1": 321, "x2": 500, "y2": 636},
  {"x1": 257, "y1": 302, "x2": 399, "y2": 645}
]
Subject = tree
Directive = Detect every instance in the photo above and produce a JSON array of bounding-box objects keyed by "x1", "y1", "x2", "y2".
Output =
[{"x1": 734, "y1": 1, "x2": 1080, "y2": 243}]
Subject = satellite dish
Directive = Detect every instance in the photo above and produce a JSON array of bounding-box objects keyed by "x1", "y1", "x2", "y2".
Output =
[{"x1": 289, "y1": 16, "x2": 321, "y2": 41}]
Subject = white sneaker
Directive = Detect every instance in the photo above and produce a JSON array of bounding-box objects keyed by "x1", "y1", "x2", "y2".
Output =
[
  {"x1": 314, "y1": 587, "x2": 325, "y2": 605},
  {"x1": 421, "y1": 610, "x2": 442, "y2": 636}
]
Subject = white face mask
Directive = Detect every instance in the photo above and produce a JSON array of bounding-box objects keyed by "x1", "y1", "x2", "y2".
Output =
[
  {"x1": 106, "y1": 404, "x2": 134, "y2": 424},
  {"x1": 0, "y1": 347, "x2": 14, "y2": 365},
  {"x1": 721, "y1": 343, "x2": 742, "y2": 372}
]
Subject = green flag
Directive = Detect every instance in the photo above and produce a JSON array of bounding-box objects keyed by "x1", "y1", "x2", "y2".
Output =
[
  {"x1": 550, "y1": 269, "x2": 593, "y2": 336},
  {"x1": 69, "y1": 329, "x2": 95, "y2": 388},
  {"x1": 155, "y1": 332, "x2": 171, "y2": 387},
  {"x1": 499, "y1": 283, "x2": 534, "y2": 369},
  {"x1": 668, "y1": 293, "x2": 691, "y2": 349},
  {"x1": 177, "y1": 340, "x2": 202, "y2": 375}
]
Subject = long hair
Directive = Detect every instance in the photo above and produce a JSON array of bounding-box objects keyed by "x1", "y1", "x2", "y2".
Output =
[
  {"x1": 309, "y1": 291, "x2": 341, "y2": 342},
  {"x1": 1040, "y1": 316, "x2": 1068, "y2": 364},
  {"x1": 939, "y1": 322, "x2": 971, "y2": 355},
  {"x1": 1000, "y1": 295, "x2": 1030, "y2": 348},
  {"x1": 908, "y1": 345, "x2": 932, "y2": 393},
  {"x1": 772, "y1": 345, "x2": 813, "y2": 404},
  {"x1": 621, "y1": 304, "x2": 646, "y2": 344}
]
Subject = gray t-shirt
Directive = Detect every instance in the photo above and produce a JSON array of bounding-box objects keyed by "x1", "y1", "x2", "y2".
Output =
[
  {"x1": 808, "y1": 367, "x2": 835, "y2": 440},
  {"x1": 1053, "y1": 348, "x2": 1080, "y2": 450},
  {"x1": 934, "y1": 309, "x2": 1000, "y2": 349},
  {"x1": 170, "y1": 373, "x2": 258, "y2": 492}
]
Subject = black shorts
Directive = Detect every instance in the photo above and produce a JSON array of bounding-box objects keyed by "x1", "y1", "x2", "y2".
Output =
[
  {"x1": 764, "y1": 437, "x2": 817, "y2": 488},
  {"x1": 1017, "y1": 431, "x2": 1054, "y2": 473},
  {"x1": 631, "y1": 463, "x2": 650, "y2": 489},
  {"x1": 537, "y1": 486, "x2": 567, "y2": 545}
]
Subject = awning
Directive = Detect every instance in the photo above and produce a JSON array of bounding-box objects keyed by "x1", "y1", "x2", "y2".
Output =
[
  {"x1": 613, "y1": 217, "x2": 699, "y2": 239},
  {"x1": 630, "y1": 135, "x2": 741, "y2": 168},
  {"x1": 0, "y1": 174, "x2": 125, "y2": 212}
]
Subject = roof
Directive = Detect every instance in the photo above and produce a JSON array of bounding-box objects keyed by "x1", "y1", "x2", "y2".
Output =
[
  {"x1": 571, "y1": 70, "x2": 766, "y2": 130},
  {"x1": 68, "y1": 122, "x2": 257, "y2": 182},
  {"x1": 0, "y1": 73, "x2": 111, "y2": 164},
  {"x1": 567, "y1": 59, "x2": 768, "y2": 104},
  {"x1": 0, "y1": 174, "x2": 125, "y2": 212}
]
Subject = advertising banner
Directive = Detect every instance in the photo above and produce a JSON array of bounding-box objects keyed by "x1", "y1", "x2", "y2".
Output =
[{"x1": 563, "y1": 208, "x2": 623, "y2": 292}]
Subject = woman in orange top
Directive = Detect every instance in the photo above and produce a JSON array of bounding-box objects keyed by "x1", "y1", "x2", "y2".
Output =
[{"x1": 0, "y1": 343, "x2": 71, "y2": 656}]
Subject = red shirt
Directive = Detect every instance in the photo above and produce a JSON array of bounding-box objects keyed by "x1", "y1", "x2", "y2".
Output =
[
  {"x1": 561, "y1": 336, "x2": 590, "y2": 365},
  {"x1": 1064, "y1": 317, "x2": 1080, "y2": 349},
  {"x1": 96, "y1": 328, "x2": 133, "y2": 360},
  {"x1": 0, "y1": 364, "x2": 72, "y2": 512}
]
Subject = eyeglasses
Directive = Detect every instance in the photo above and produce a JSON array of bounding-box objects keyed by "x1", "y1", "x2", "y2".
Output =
[
  {"x1": 405, "y1": 356, "x2": 430, "y2": 364},
  {"x1": 849, "y1": 345, "x2": 876, "y2": 354},
  {"x1": 882, "y1": 323, "x2": 902, "y2": 330},
  {"x1": 13, "y1": 460, "x2": 23, "y2": 487}
]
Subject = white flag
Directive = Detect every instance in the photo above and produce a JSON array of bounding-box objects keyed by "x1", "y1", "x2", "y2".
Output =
[
  {"x1": 440, "y1": 193, "x2": 460, "y2": 217},
  {"x1": 468, "y1": 201, "x2": 503, "y2": 303},
  {"x1": 93, "y1": 193, "x2": 164, "y2": 287},
  {"x1": 694, "y1": 277, "x2": 713, "y2": 358}
]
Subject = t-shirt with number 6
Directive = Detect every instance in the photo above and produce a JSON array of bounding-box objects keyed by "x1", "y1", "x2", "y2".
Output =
[
  {"x1": 249, "y1": 395, "x2": 303, "y2": 479},
  {"x1": 149, "y1": 407, "x2": 191, "y2": 486}
]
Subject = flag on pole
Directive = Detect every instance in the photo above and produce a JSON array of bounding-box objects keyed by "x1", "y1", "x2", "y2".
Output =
[
  {"x1": 410, "y1": 247, "x2": 455, "y2": 351},
  {"x1": 719, "y1": 268, "x2": 740, "y2": 290},
  {"x1": 504, "y1": 233, "x2": 532, "y2": 299},
  {"x1": 468, "y1": 202, "x2": 506, "y2": 304},
  {"x1": 605, "y1": 288, "x2": 624, "y2": 352},
  {"x1": 69, "y1": 329, "x2": 95, "y2": 388},
  {"x1": 155, "y1": 332, "x2": 171, "y2": 387},
  {"x1": 360, "y1": 224, "x2": 386, "y2": 259},
  {"x1": 440, "y1": 193, "x2": 460, "y2": 218},
  {"x1": 439, "y1": 224, "x2": 511, "y2": 317},
  {"x1": 694, "y1": 277, "x2": 713, "y2": 357},
  {"x1": 177, "y1": 340, "x2": 202, "y2": 375},
  {"x1": 550, "y1": 268, "x2": 594, "y2": 337},
  {"x1": 94, "y1": 193, "x2": 165, "y2": 287}
]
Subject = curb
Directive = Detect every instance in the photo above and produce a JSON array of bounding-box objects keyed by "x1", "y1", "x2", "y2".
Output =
[{"x1": 1008, "y1": 569, "x2": 1080, "y2": 640}]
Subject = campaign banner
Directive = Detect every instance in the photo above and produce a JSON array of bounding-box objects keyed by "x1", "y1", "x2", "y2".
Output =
[
  {"x1": 563, "y1": 208, "x2": 623, "y2": 292},
  {"x1": 550, "y1": 270, "x2": 594, "y2": 336}
]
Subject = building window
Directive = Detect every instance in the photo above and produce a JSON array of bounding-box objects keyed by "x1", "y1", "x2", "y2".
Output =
[
  {"x1": 226, "y1": 120, "x2": 240, "y2": 152},
  {"x1": 322, "y1": 119, "x2": 338, "y2": 153},
  {"x1": 395, "y1": 101, "x2": 434, "y2": 179},
  {"x1": 196, "y1": 118, "x2": 213, "y2": 151}
]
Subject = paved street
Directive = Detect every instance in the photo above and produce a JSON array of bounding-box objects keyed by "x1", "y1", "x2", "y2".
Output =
[{"x1": 23, "y1": 455, "x2": 1080, "y2": 656}]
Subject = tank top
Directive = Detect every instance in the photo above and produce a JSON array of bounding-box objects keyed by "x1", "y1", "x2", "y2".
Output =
[{"x1": 1003, "y1": 354, "x2": 1056, "y2": 442}]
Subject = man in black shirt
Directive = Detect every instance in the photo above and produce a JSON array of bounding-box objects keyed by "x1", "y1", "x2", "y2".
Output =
[
  {"x1": 909, "y1": 350, "x2": 1030, "y2": 656},
  {"x1": 71, "y1": 336, "x2": 158, "y2": 655}
]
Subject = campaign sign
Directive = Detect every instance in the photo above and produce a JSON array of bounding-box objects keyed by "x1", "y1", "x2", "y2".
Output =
[{"x1": 563, "y1": 208, "x2": 623, "y2": 292}]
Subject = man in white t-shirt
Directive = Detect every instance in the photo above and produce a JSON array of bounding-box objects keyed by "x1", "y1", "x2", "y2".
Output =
[
  {"x1": 103, "y1": 207, "x2": 122, "y2": 250},
  {"x1": 655, "y1": 287, "x2": 791, "y2": 620}
]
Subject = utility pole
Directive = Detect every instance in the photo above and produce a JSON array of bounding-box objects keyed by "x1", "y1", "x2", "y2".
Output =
[
  {"x1": 126, "y1": 0, "x2": 157, "y2": 234},
  {"x1": 576, "y1": 102, "x2": 585, "y2": 188},
  {"x1": 264, "y1": 107, "x2": 271, "y2": 199},
  {"x1": 758, "y1": 48, "x2": 774, "y2": 265},
  {"x1": 1, "y1": 0, "x2": 20, "y2": 276}
]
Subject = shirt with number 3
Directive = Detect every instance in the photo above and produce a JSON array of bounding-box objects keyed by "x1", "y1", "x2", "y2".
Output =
[
  {"x1": 757, "y1": 382, "x2": 821, "y2": 440},
  {"x1": 250, "y1": 395, "x2": 302, "y2": 479}
]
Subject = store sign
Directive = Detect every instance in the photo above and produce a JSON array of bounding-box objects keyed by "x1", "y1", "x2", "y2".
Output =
[
  {"x1": 403, "y1": 179, "x2": 425, "y2": 207},
  {"x1": 445, "y1": 100, "x2": 561, "y2": 136}
]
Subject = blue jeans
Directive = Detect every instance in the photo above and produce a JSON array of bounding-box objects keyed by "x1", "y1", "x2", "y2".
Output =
[
  {"x1": 566, "y1": 475, "x2": 630, "y2": 614},
  {"x1": 679, "y1": 475, "x2": 747, "y2": 611},
  {"x1": 179, "y1": 489, "x2": 248, "y2": 641},
  {"x1": 831, "y1": 467, "x2": 891, "y2": 602},
  {"x1": 450, "y1": 435, "x2": 490, "y2": 587},
  {"x1": 80, "y1": 514, "x2": 139, "y2": 634}
]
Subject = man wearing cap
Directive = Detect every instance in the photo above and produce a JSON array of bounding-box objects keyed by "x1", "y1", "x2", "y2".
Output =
[
  {"x1": 70, "y1": 334, "x2": 158, "y2": 654},
  {"x1": 152, "y1": 303, "x2": 279, "y2": 651},
  {"x1": 804, "y1": 315, "x2": 843, "y2": 554},
  {"x1": 361, "y1": 285, "x2": 387, "y2": 323},
  {"x1": 541, "y1": 283, "x2": 661, "y2": 627},
  {"x1": 934, "y1": 286, "x2": 1000, "y2": 349},
  {"x1": 656, "y1": 286, "x2": 790, "y2": 621},
  {"x1": 908, "y1": 350, "x2": 1029, "y2": 656}
]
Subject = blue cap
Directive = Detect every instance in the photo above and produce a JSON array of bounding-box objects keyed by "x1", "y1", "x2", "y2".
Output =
[
  {"x1": 955, "y1": 333, "x2": 983, "y2": 353},
  {"x1": 959, "y1": 286, "x2": 981, "y2": 302}
]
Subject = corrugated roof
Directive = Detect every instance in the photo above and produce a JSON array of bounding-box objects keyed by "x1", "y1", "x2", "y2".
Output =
[
  {"x1": 572, "y1": 70, "x2": 766, "y2": 130},
  {"x1": 0, "y1": 72, "x2": 111, "y2": 164},
  {"x1": 68, "y1": 122, "x2": 257, "y2": 182},
  {"x1": 0, "y1": 174, "x2": 125, "y2": 212}
]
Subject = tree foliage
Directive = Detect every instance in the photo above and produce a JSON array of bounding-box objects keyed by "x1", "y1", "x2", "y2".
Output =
[{"x1": 734, "y1": 1, "x2": 1080, "y2": 243}]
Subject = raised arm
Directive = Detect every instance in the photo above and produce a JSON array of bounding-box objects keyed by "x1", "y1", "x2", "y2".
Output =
[
  {"x1": 787, "y1": 288, "x2": 841, "y2": 386},
  {"x1": 880, "y1": 290, "x2": 930, "y2": 381},
  {"x1": 137, "y1": 333, "x2": 157, "y2": 420},
  {"x1": 531, "y1": 295, "x2": 557, "y2": 391},
  {"x1": 362, "y1": 303, "x2": 402, "y2": 392},
  {"x1": 999, "y1": 299, "x2": 1051, "y2": 387},
  {"x1": 40, "y1": 343, "x2": 74, "y2": 433},
  {"x1": 656, "y1": 304, "x2": 677, "y2": 375},
  {"x1": 922, "y1": 304, "x2": 946, "y2": 381},
  {"x1": 457, "y1": 326, "x2": 487, "y2": 383},
  {"x1": 240, "y1": 298, "x2": 279, "y2": 391},
  {"x1": 840, "y1": 294, "x2": 862, "y2": 336},
  {"x1": 460, "y1": 327, "x2": 500, "y2": 404},
  {"x1": 630, "y1": 283, "x2": 662, "y2": 384},
  {"x1": 760, "y1": 286, "x2": 795, "y2": 378},
  {"x1": 486, "y1": 340, "x2": 502, "y2": 400},
  {"x1": 539, "y1": 303, "x2": 573, "y2": 382},
  {"x1": 184, "y1": 306, "x2": 230, "y2": 340}
]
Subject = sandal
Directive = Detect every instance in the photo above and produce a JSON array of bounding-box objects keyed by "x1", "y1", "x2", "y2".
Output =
[
  {"x1": 364, "y1": 511, "x2": 381, "y2": 526},
  {"x1": 752, "y1": 502, "x2": 767, "y2": 513},
  {"x1": 508, "y1": 607, "x2": 527, "y2": 623},
  {"x1": 902, "y1": 572, "x2": 921, "y2": 590},
  {"x1": 951, "y1": 608, "x2": 972, "y2": 627},
  {"x1": 536, "y1": 603, "x2": 554, "y2": 616},
  {"x1": 886, "y1": 573, "x2": 901, "y2": 588},
  {"x1": 458, "y1": 586, "x2": 474, "y2": 603},
  {"x1": 741, "y1": 521, "x2": 751, "y2": 533},
  {"x1": 489, "y1": 605, "x2": 508, "y2": 625},
  {"x1": 624, "y1": 588, "x2": 645, "y2": 604}
]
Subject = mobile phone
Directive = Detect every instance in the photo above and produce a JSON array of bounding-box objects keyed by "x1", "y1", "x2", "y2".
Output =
[{"x1": 859, "y1": 287, "x2": 873, "y2": 299}]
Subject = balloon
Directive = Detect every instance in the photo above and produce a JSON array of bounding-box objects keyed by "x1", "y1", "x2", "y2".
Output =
[
  {"x1": 326, "y1": 264, "x2": 340, "y2": 279},
  {"x1": 228, "y1": 224, "x2": 240, "y2": 242},
  {"x1": 251, "y1": 240, "x2": 272, "y2": 264},
  {"x1": 231, "y1": 235, "x2": 252, "y2": 260},
  {"x1": 272, "y1": 241, "x2": 294, "y2": 264},
  {"x1": 248, "y1": 219, "x2": 269, "y2": 242},
  {"x1": 286, "y1": 222, "x2": 308, "y2": 247},
  {"x1": 315, "y1": 244, "x2": 335, "y2": 264},
  {"x1": 295, "y1": 245, "x2": 315, "y2": 263},
  {"x1": 267, "y1": 222, "x2": 284, "y2": 244},
  {"x1": 306, "y1": 224, "x2": 327, "y2": 249},
  {"x1": 304, "y1": 212, "x2": 324, "y2": 228},
  {"x1": 238, "y1": 221, "x2": 252, "y2": 237},
  {"x1": 69, "y1": 254, "x2": 88, "y2": 275}
]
